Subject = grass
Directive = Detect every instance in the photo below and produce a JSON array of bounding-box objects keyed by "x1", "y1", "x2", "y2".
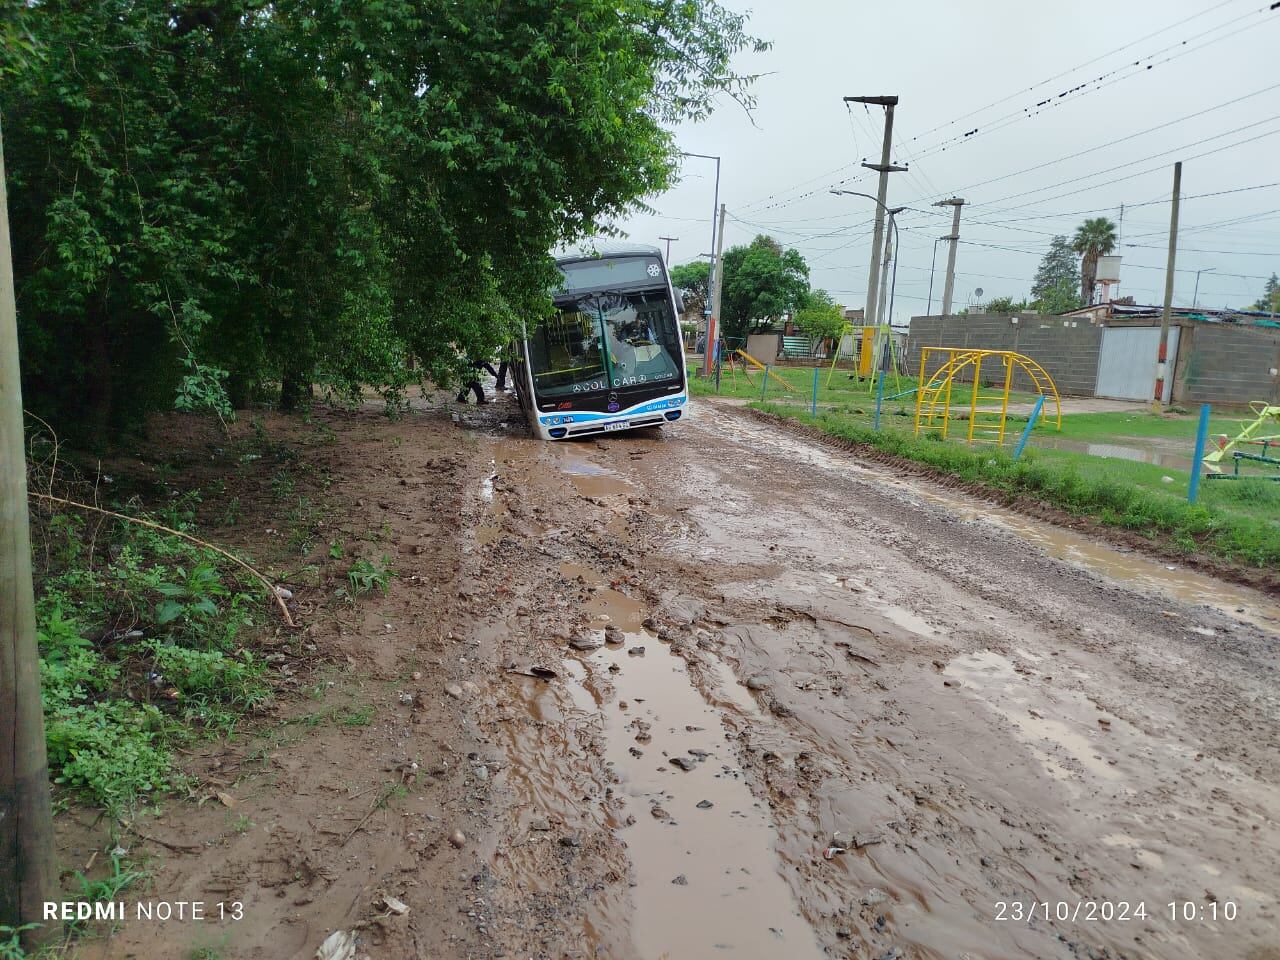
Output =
[
  {"x1": 752, "y1": 401, "x2": 1280, "y2": 570},
  {"x1": 33, "y1": 499, "x2": 271, "y2": 814},
  {"x1": 688, "y1": 362, "x2": 1037, "y2": 410}
]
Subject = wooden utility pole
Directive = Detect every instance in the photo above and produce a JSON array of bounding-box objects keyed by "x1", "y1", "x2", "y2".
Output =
[
  {"x1": 704, "y1": 203, "x2": 726, "y2": 375},
  {"x1": 0, "y1": 119, "x2": 58, "y2": 949},
  {"x1": 1153, "y1": 161, "x2": 1182, "y2": 413},
  {"x1": 658, "y1": 236, "x2": 678, "y2": 263}
]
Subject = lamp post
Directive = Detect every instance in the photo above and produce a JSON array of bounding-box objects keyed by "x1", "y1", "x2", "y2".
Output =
[
  {"x1": 680, "y1": 152, "x2": 720, "y2": 375},
  {"x1": 829, "y1": 190, "x2": 901, "y2": 326}
]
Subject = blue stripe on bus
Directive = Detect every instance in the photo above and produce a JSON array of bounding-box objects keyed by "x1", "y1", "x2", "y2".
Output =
[{"x1": 538, "y1": 395, "x2": 685, "y2": 425}]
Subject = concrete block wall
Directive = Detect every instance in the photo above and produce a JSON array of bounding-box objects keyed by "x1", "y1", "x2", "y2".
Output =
[
  {"x1": 907, "y1": 314, "x2": 1103, "y2": 396},
  {"x1": 1177, "y1": 325, "x2": 1280, "y2": 406}
]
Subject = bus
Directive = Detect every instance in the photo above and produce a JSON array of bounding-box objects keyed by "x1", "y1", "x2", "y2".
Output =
[{"x1": 512, "y1": 241, "x2": 690, "y2": 440}]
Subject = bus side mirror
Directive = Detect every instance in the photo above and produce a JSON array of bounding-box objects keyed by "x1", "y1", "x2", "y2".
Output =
[{"x1": 672, "y1": 287, "x2": 686, "y2": 315}]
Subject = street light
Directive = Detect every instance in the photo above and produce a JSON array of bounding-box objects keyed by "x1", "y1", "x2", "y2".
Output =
[
  {"x1": 681, "y1": 151, "x2": 721, "y2": 375},
  {"x1": 829, "y1": 190, "x2": 903, "y2": 326},
  {"x1": 1192, "y1": 267, "x2": 1216, "y2": 309}
]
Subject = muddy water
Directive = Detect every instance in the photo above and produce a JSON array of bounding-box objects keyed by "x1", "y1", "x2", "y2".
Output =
[
  {"x1": 716, "y1": 408, "x2": 1280, "y2": 629},
  {"x1": 504, "y1": 556, "x2": 823, "y2": 958},
  {"x1": 1036, "y1": 436, "x2": 1195, "y2": 472}
]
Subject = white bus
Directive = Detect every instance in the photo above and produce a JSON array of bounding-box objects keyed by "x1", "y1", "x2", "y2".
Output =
[{"x1": 512, "y1": 241, "x2": 690, "y2": 440}]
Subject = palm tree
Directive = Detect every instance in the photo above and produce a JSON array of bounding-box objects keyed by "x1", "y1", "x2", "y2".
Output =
[{"x1": 1071, "y1": 217, "x2": 1118, "y2": 305}]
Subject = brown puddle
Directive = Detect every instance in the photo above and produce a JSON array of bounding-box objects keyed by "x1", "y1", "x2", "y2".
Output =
[
  {"x1": 588, "y1": 630, "x2": 823, "y2": 960},
  {"x1": 501, "y1": 562, "x2": 822, "y2": 959},
  {"x1": 558, "y1": 449, "x2": 634, "y2": 498}
]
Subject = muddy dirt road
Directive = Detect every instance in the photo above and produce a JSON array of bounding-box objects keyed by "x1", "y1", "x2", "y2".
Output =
[
  {"x1": 460, "y1": 398, "x2": 1280, "y2": 960},
  {"x1": 97, "y1": 395, "x2": 1278, "y2": 960}
]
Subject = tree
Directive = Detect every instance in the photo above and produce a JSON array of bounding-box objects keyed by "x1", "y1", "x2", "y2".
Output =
[
  {"x1": 670, "y1": 261, "x2": 711, "y2": 320},
  {"x1": 1031, "y1": 236, "x2": 1081, "y2": 312},
  {"x1": 719, "y1": 235, "x2": 810, "y2": 341},
  {"x1": 793, "y1": 289, "x2": 845, "y2": 342},
  {"x1": 1071, "y1": 218, "x2": 1118, "y2": 306},
  {"x1": 983, "y1": 296, "x2": 1028, "y2": 315},
  {"x1": 4, "y1": 0, "x2": 766, "y2": 445},
  {"x1": 1252, "y1": 273, "x2": 1279, "y2": 313}
]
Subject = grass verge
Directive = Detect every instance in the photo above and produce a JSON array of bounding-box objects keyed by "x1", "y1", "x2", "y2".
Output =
[{"x1": 752, "y1": 401, "x2": 1280, "y2": 573}]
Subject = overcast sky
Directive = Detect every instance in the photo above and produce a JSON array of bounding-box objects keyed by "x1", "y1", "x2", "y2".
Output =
[{"x1": 612, "y1": 0, "x2": 1280, "y2": 323}]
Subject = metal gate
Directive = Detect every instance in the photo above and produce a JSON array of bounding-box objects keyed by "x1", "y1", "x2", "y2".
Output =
[{"x1": 1095, "y1": 326, "x2": 1179, "y2": 402}]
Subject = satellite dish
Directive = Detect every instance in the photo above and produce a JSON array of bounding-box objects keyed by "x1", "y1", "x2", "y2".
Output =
[{"x1": 975, "y1": 287, "x2": 984, "y2": 297}]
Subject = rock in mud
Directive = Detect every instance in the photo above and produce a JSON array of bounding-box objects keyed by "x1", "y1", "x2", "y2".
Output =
[
  {"x1": 569, "y1": 633, "x2": 604, "y2": 651},
  {"x1": 627, "y1": 645, "x2": 646, "y2": 656},
  {"x1": 604, "y1": 625, "x2": 625, "y2": 645},
  {"x1": 669, "y1": 756, "x2": 697, "y2": 771},
  {"x1": 861, "y1": 888, "x2": 888, "y2": 906},
  {"x1": 444, "y1": 682, "x2": 464, "y2": 699},
  {"x1": 746, "y1": 674, "x2": 771, "y2": 691},
  {"x1": 696, "y1": 800, "x2": 713, "y2": 809},
  {"x1": 671, "y1": 874, "x2": 688, "y2": 885},
  {"x1": 650, "y1": 805, "x2": 670, "y2": 820},
  {"x1": 449, "y1": 829, "x2": 467, "y2": 848}
]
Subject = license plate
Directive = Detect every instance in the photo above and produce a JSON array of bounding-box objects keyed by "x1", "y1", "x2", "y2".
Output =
[{"x1": 603, "y1": 420, "x2": 630, "y2": 432}]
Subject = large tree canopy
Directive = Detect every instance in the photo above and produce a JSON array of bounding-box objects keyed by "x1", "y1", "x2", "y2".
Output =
[
  {"x1": 669, "y1": 260, "x2": 711, "y2": 321},
  {"x1": 1031, "y1": 236, "x2": 1082, "y2": 314},
  {"x1": 2, "y1": 0, "x2": 764, "y2": 444},
  {"x1": 719, "y1": 235, "x2": 809, "y2": 342}
]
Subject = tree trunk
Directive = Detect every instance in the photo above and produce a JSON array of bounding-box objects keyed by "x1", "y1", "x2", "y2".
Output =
[
  {"x1": 1081, "y1": 253, "x2": 1098, "y2": 306},
  {"x1": 279, "y1": 369, "x2": 312, "y2": 412}
]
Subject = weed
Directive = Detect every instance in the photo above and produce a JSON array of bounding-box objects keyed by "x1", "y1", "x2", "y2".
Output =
[
  {"x1": 0, "y1": 925, "x2": 37, "y2": 960},
  {"x1": 218, "y1": 497, "x2": 242, "y2": 526},
  {"x1": 189, "y1": 948, "x2": 224, "y2": 960},
  {"x1": 34, "y1": 508, "x2": 266, "y2": 812},
  {"x1": 337, "y1": 705, "x2": 375, "y2": 727},
  {"x1": 347, "y1": 556, "x2": 392, "y2": 597},
  {"x1": 270, "y1": 470, "x2": 296, "y2": 501},
  {"x1": 328, "y1": 540, "x2": 345, "y2": 560},
  {"x1": 231, "y1": 814, "x2": 253, "y2": 834}
]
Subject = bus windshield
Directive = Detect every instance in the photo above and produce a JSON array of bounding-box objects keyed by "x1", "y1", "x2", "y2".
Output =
[{"x1": 529, "y1": 290, "x2": 683, "y2": 400}]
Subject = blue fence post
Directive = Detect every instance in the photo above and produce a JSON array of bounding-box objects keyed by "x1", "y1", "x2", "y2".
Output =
[
  {"x1": 1188, "y1": 403, "x2": 1211, "y2": 504},
  {"x1": 873, "y1": 366, "x2": 887, "y2": 431},
  {"x1": 1012, "y1": 395, "x2": 1046, "y2": 460},
  {"x1": 811, "y1": 367, "x2": 819, "y2": 417},
  {"x1": 761, "y1": 365, "x2": 770, "y2": 402}
]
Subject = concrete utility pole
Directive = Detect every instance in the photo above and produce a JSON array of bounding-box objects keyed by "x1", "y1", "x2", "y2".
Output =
[
  {"x1": 705, "y1": 202, "x2": 727, "y2": 376},
  {"x1": 1192, "y1": 267, "x2": 1214, "y2": 309},
  {"x1": 0, "y1": 119, "x2": 58, "y2": 951},
  {"x1": 934, "y1": 198, "x2": 966, "y2": 316},
  {"x1": 659, "y1": 236, "x2": 678, "y2": 263},
  {"x1": 845, "y1": 96, "x2": 905, "y2": 327},
  {"x1": 1153, "y1": 161, "x2": 1182, "y2": 413}
]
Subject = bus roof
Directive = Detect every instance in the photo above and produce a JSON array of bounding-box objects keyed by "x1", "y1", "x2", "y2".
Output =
[{"x1": 554, "y1": 240, "x2": 662, "y2": 264}]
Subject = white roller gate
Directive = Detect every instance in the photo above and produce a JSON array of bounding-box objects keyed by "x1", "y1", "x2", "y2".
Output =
[{"x1": 1095, "y1": 326, "x2": 1179, "y2": 402}]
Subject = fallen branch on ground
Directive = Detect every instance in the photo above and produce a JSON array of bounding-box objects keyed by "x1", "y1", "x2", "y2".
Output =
[{"x1": 28, "y1": 492, "x2": 297, "y2": 628}]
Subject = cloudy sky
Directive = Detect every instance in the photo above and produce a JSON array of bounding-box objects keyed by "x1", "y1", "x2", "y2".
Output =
[{"x1": 613, "y1": 0, "x2": 1280, "y2": 323}]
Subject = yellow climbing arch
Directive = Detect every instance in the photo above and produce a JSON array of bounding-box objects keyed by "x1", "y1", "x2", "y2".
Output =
[{"x1": 913, "y1": 347, "x2": 1063, "y2": 444}]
